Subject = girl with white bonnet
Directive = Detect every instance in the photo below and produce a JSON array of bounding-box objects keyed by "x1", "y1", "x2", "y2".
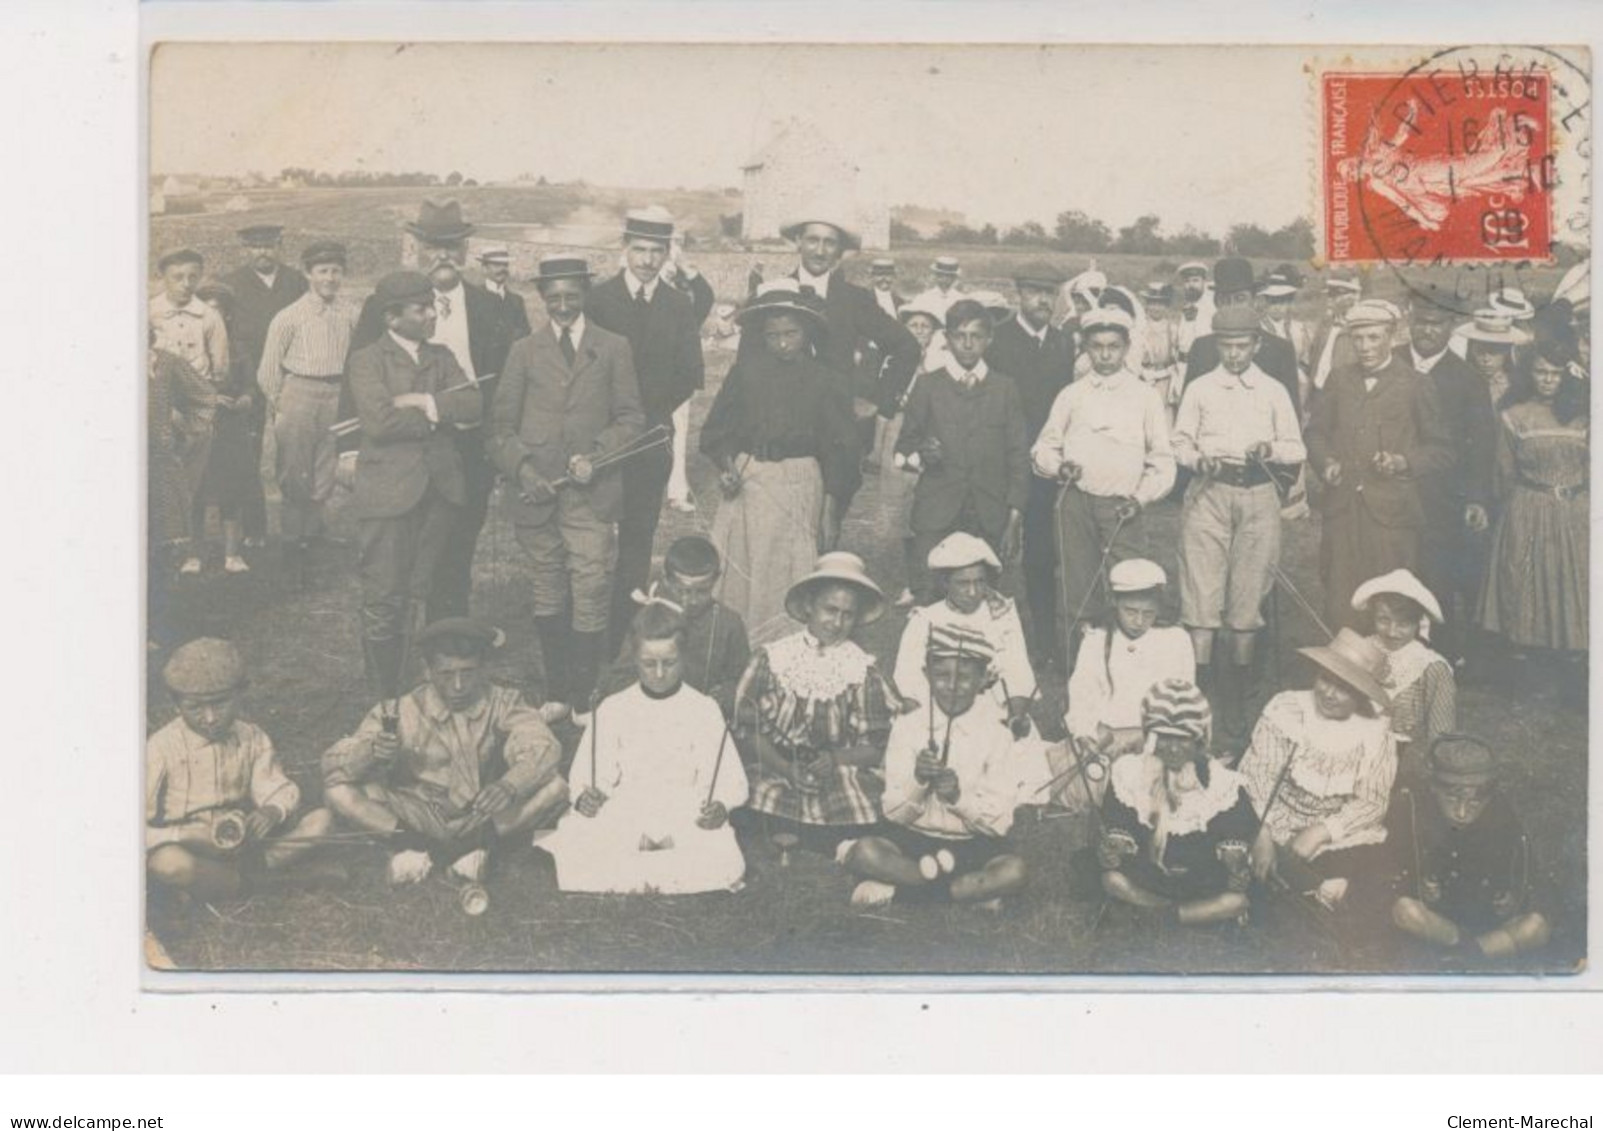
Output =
[{"x1": 1351, "y1": 567, "x2": 1456, "y2": 777}]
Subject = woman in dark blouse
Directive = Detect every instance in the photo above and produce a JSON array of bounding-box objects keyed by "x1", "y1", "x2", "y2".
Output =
[{"x1": 702, "y1": 284, "x2": 862, "y2": 637}]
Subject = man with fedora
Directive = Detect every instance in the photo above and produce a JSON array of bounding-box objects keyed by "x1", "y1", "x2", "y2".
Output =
[
  {"x1": 257, "y1": 240, "x2": 359, "y2": 583},
  {"x1": 476, "y1": 245, "x2": 531, "y2": 340},
  {"x1": 987, "y1": 259, "x2": 1077, "y2": 666},
  {"x1": 740, "y1": 216, "x2": 920, "y2": 507},
  {"x1": 346, "y1": 271, "x2": 484, "y2": 702},
  {"x1": 1172, "y1": 304, "x2": 1307, "y2": 745},
  {"x1": 1406, "y1": 288, "x2": 1498, "y2": 665},
  {"x1": 586, "y1": 205, "x2": 714, "y2": 651},
  {"x1": 1306, "y1": 299, "x2": 1452, "y2": 631},
  {"x1": 223, "y1": 224, "x2": 308, "y2": 545},
  {"x1": 490, "y1": 255, "x2": 645, "y2": 723},
  {"x1": 354, "y1": 199, "x2": 517, "y2": 623},
  {"x1": 1182, "y1": 257, "x2": 1302, "y2": 413}
]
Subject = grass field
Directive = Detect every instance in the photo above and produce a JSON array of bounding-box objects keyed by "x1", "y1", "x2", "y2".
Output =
[{"x1": 148, "y1": 330, "x2": 1588, "y2": 979}]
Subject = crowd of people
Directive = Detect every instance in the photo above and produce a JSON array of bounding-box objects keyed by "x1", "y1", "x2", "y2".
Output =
[{"x1": 146, "y1": 198, "x2": 1587, "y2": 964}]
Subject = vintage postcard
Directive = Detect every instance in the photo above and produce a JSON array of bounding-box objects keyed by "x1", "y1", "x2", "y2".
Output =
[{"x1": 143, "y1": 40, "x2": 1590, "y2": 981}]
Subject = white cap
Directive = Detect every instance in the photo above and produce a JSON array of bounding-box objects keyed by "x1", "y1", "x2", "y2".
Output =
[
  {"x1": 927, "y1": 531, "x2": 1002, "y2": 572},
  {"x1": 1108, "y1": 558, "x2": 1167, "y2": 593}
]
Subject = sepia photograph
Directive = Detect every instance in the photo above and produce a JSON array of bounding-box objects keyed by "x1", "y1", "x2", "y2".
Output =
[{"x1": 142, "y1": 39, "x2": 1591, "y2": 980}]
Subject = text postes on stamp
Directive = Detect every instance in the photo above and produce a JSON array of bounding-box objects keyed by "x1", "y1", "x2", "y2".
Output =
[{"x1": 1323, "y1": 57, "x2": 1556, "y2": 265}]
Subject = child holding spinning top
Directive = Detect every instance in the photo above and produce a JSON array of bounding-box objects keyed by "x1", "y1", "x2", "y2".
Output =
[
  {"x1": 537, "y1": 601, "x2": 749, "y2": 894},
  {"x1": 842, "y1": 623, "x2": 1031, "y2": 910}
]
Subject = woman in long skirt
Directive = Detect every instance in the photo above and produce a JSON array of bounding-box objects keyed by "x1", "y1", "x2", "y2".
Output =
[{"x1": 701, "y1": 283, "x2": 861, "y2": 641}]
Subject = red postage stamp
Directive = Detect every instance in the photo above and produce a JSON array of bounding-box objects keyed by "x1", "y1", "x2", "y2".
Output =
[{"x1": 1322, "y1": 60, "x2": 1555, "y2": 264}]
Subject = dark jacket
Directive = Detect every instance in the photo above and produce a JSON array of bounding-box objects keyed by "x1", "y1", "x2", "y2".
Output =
[
  {"x1": 1417, "y1": 349, "x2": 1498, "y2": 520},
  {"x1": 586, "y1": 273, "x2": 706, "y2": 425},
  {"x1": 1305, "y1": 353, "x2": 1453, "y2": 528},
  {"x1": 986, "y1": 316, "x2": 1077, "y2": 444},
  {"x1": 896, "y1": 367, "x2": 1031, "y2": 537},
  {"x1": 492, "y1": 285, "x2": 533, "y2": 341},
  {"x1": 489, "y1": 320, "x2": 646, "y2": 526},
  {"x1": 220, "y1": 264, "x2": 307, "y2": 372},
  {"x1": 347, "y1": 335, "x2": 482, "y2": 520}
]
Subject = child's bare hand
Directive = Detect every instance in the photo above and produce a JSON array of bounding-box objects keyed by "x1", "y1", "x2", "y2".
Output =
[
  {"x1": 697, "y1": 801, "x2": 729, "y2": 830},
  {"x1": 933, "y1": 768, "x2": 961, "y2": 803},
  {"x1": 915, "y1": 747, "x2": 943, "y2": 783},
  {"x1": 373, "y1": 730, "x2": 401, "y2": 762},
  {"x1": 575, "y1": 787, "x2": 607, "y2": 818},
  {"x1": 471, "y1": 780, "x2": 516, "y2": 816}
]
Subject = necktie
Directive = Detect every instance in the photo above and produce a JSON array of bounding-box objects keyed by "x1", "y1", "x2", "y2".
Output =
[
  {"x1": 636, "y1": 286, "x2": 650, "y2": 309},
  {"x1": 560, "y1": 327, "x2": 576, "y2": 366},
  {"x1": 437, "y1": 293, "x2": 452, "y2": 319}
]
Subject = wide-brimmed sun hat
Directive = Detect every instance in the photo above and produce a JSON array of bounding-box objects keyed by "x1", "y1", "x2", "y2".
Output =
[
  {"x1": 1350, "y1": 568, "x2": 1444, "y2": 624},
  {"x1": 1298, "y1": 627, "x2": 1390, "y2": 710},
  {"x1": 778, "y1": 216, "x2": 862, "y2": 252},
  {"x1": 784, "y1": 551, "x2": 886, "y2": 625},
  {"x1": 1460, "y1": 309, "x2": 1530, "y2": 346}
]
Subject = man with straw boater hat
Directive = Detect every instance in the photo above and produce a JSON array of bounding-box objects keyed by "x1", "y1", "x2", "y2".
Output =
[
  {"x1": 739, "y1": 213, "x2": 920, "y2": 507},
  {"x1": 475, "y1": 245, "x2": 531, "y2": 340},
  {"x1": 353, "y1": 199, "x2": 518, "y2": 624},
  {"x1": 345, "y1": 270, "x2": 484, "y2": 706},
  {"x1": 586, "y1": 205, "x2": 713, "y2": 652},
  {"x1": 1171, "y1": 304, "x2": 1306, "y2": 747},
  {"x1": 223, "y1": 223, "x2": 308, "y2": 546},
  {"x1": 1305, "y1": 298, "x2": 1452, "y2": 631},
  {"x1": 491, "y1": 254, "x2": 646, "y2": 725}
]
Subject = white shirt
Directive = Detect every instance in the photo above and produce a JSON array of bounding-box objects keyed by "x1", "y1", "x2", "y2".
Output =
[
  {"x1": 430, "y1": 282, "x2": 476, "y2": 380},
  {"x1": 949, "y1": 357, "x2": 988, "y2": 387},
  {"x1": 625, "y1": 272, "x2": 660, "y2": 303},
  {"x1": 554, "y1": 314, "x2": 587, "y2": 353},
  {"x1": 1065, "y1": 625, "x2": 1196, "y2": 740},
  {"x1": 1031, "y1": 366, "x2": 1176, "y2": 503},
  {"x1": 484, "y1": 279, "x2": 506, "y2": 298},
  {"x1": 795, "y1": 266, "x2": 832, "y2": 300},
  {"x1": 253, "y1": 268, "x2": 278, "y2": 290},
  {"x1": 1410, "y1": 346, "x2": 1447, "y2": 374},
  {"x1": 1172, "y1": 362, "x2": 1307, "y2": 468},
  {"x1": 882, "y1": 704, "x2": 1033, "y2": 840}
]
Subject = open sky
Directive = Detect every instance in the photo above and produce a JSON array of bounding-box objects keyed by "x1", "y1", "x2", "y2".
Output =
[{"x1": 152, "y1": 42, "x2": 1328, "y2": 234}]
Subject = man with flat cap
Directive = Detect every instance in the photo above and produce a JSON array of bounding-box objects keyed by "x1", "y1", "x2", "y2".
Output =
[
  {"x1": 1306, "y1": 299, "x2": 1452, "y2": 630},
  {"x1": 491, "y1": 255, "x2": 646, "y2": 724},
  {"x1": 476, "y1": 246, "x2": 532, "y2": 340},
  {"x1": 257, "y1": 240, "x2": 359, "y2": 584},
  {"x1": 1182, "y1": 257, "x2": 1302, "y2": 414},
  {"x1": 987, "y1": 259, "x2": 1078, "y2": 667},
  {"x1": 346, "y1": 271, "x2": 483, "y2": 701},
  {"x1": 1173, "y1": 261, "x2": 1216, "y2": 367},
  {"x1": 223, "y1": 224, "x2": 308, "y2": 544},
  {"x1": 353, "y1": 199, "x2": 517, "y2": 622},
  {"x1": 585, "y1": 206, "x2": 714, "y2": 651},
  {"x1": 739, "y1": 215, "x2": 921, "y2": 508}
]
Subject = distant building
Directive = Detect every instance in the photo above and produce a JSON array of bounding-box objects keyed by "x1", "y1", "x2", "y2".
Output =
[
  {"x1": 892, "y1": 205, "x2": 969, "y2": 241},
  {"x1": 740, "y1": 119, "x2": 890, "y2": 250}
]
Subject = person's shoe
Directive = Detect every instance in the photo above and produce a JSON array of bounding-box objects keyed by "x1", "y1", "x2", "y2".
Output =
[
  {"x1": 224, "y1": 555, "x2": 250, "y2": 574},
  {"x1": 386, "y1": 850, "x2": 433, "y2": 886},
  {"x1": 893, "y1": 588, "x2": 917, "y2": 610},
  {"x1": 537, "y1": 701, "x2": 572, "y2": 725},
  {"x1": 571, "y1": 709, "x2": 593, "y2": 729},
  {"x1": 178, "y1": 556, "x2": 202, "y2": 575},
  {"x1": 668, "y1": 494, "x2": 697, "y2": 514},
  {"x1": 448, "y1": 848, "x2": 488, "y2": 883},
  {"x1": 850, "y1": 880, "x2": 897, "y2": 908},
  {"x1": 935, "y1": 848, "x2": 957, "y2": 875},
  {"x1": 918, "y1": 855, "x2": 941, "y2": 881}
]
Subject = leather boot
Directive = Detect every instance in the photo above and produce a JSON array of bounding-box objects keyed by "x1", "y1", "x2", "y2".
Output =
[{"x1": 534, "y1": 615, "x2": 573, "y2": 708}]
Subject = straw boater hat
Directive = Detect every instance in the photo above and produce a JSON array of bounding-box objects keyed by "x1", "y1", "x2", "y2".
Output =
[
  {"x1": 1489, "y1": 288, "x2": 1536, "y2": 322},
  {"x1": 475, "y1": 245, "x2": 511, "y2": 266},
  {"x1": 1426, "y1": 735, "x2": 1497, "y2": 788},
  {"x1": 1297, "y1": 627, "x2": 1390, "y2": 710},
  {"x1": 163, "y1": 638, "x2": 246, "y2": 697},
  {"x1": 405, "y1": 198, "x2": 475, "y2": 242},
  {"x1": 1258, "y1": 265, "x2": 1301, "y2": 299},
  {"x1": 737, "y1": 280, "x2": 827, "y2": 334},
  {"x1": 237, "y1": 224, "x2": 284, "y2": 247},
  {"x1": 785, "y1": 551, "x2": 886, "y2": 625},
  {"x1": 623, "y1": 205, "x2": 675, "y2": 245},
  {"x1": 932, "y1": 255, "x2": 961, "y2": 278},
  {"x1": 926, "y1": 531, "x2": 1002, "y2": 575},
  {"x1": 778, "y1": 216, "x2": 862, "y2": 252},
  {"x1": 1176, "y1": 261, "x2": 1210, "y2": 279},
  {"x1": 898, "y1": 297, "x2": 944, "y2": 326},
  {"x1": 1080, "y1": 306, "x2": 1133, "y2": 338},
  {"x1": 1140, "y1": 678, "x2": 1212, "y2": 741},
  {"x1": 1460, "y1": 309, "x2": 1530, "y2": 347},
  {"x1": 869, "y1": 258, "x2": 896, "y2": 277},
  {"x1": 1140, "y1": 280, "x2": 1174, "y2": 305},
  {"x1": 1108, "y1": 558, "x2": 1166, "y2": 594},
  {"x1": 533, "y1": 255, "x2": 594, "y2": 287},
  {"x1": 1325, "y1": 273, "x2": 1362, "y2": 295},
  {"x1": 1350, "y1": 568, "x2": 1444, "y2": 624}
]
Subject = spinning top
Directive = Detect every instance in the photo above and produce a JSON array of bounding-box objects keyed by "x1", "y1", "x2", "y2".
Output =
[
  {"x1": 211, "y1": 810, "x2": 247, "y2": 851},
  {"x1": 459, "y1": 883, "x2": 490, "y2": 917}
]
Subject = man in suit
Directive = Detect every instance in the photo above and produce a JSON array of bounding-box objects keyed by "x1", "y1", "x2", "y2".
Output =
[
  {"x1": 1306, "y1": 301, "x2": 1453, "y2": 630},
  {"x1": 222, "y1": 224, "x2": 307, "y2": 545},
  {"x1": 1183, "y1": 257, "x2": 1302, "y2": 414},
  {"x1": 354, "y1": 199, "x2": 517, "y2": 623},
  {"x1": 1406, "y1": 290, "x2": 1498, "y2": 663},
  {"x1": 346, "y1": 271, "x2": 483, "y2": 700},
  {"x1": 586, "y1": 206, "x2": 713, "y2": 651},
  {"x1": 476, "y1": 246, "x2": 532, "y2": 340},
  {"x1": 739, "y1": 216, "x2": 921, "y2": 508},
  {"x1": 868, "y1": 258, "x2": 902, "y2": 318},
  {"x1": 490, "y1": 256, "x2": 646, "y2": 723},
  {"x1": 986, "y1": 260, "x2": 1076, "y2": 667}
]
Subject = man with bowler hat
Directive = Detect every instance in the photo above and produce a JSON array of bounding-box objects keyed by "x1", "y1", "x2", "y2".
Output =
[
  {"x1": 586, "y1": 206, "x2": 711, "y2": 651},
  {"x1": 491, "y1": 255, "x2": 646, "y2": 724},
  {"x1": 346, "y1": 271, "x2": 483, "y2": 701}
]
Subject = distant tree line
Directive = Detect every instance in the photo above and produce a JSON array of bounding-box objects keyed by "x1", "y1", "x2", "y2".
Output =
[
  {"x1": 277, "y1": 167, "x2": 479, "y2": 188},
  {"x1": 894, "y1": 209, "x2": 1316, "y2": 260}
]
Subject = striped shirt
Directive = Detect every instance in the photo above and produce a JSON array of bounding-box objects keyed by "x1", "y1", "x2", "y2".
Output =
[
  {"x1": 145, "y1": 716, "x2": 300, "y2": 850},
  {"x1": 150, "y1": 294, "x2": 229, "y2": 383},
  {"x1": 257, "y1": 290, "x2": 359, "y2": 401}
]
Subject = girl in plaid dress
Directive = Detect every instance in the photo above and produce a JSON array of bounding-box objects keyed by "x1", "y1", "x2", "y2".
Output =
[{"x1": 737, "y1": 553, "x2": 905, "y2": 857}]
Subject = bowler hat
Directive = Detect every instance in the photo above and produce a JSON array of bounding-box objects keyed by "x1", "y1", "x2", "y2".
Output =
[
  {"x1": 405, "y1": 198, "x2": 475, "y2": 243},
  {"x1": 237, "y1": 224, "x2": 284, "y2": 247},
  {"x1": 1212, "y1": 257, "x2": 1256, "y2": 295},
  {"x1": 373, "y1": 270, "x2": 434, "y2": 310},
  {"x1": 623, "y1": 205, "x2": 675, "y2": 245},
  {"x1": 301, "y1": 240, "x2": 348, "y2": 270}
]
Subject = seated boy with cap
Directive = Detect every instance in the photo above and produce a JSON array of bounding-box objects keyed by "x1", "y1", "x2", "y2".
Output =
[
  {"x1": 1391, "y1": 735, "x2": 1551, "y2": 960},
  {"x1": 598, "y1": 534, "x2": 751, "y2": 719},
  {"x1": 841, "y1": 624, "x2": 1031, "y2": 910},
  {"x1": 322, "y1": 618, "x2": 567, "y2": 893},
  {"x1": 147, "y1": 639, "x2": 333, "y2": 903}
]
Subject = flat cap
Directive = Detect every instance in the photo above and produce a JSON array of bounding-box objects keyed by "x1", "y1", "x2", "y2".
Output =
[
  {"x1": 301, "y1": 240, "x2": 348, "y2": 270},
  {"x1": 1211, "y1": 305, "x2": 1261, "y2": 335},
  {"x1": 1109, "y1": 558, "x2": 1167, "y2": 593},
  {"x1": 156, "y1": 247, "x2": 204, "y2": 273},
  {"x1": 163, "y1": 638, "x2": 246, "y2": 696},
  {"x1": 237, "y1": 224, "x2": 284, "y2": 246},
  {"x1": 417, "y1": 617, "x2": 504, "y2": 651},
  {"x1": 927, "y1": 531, "x2": 1001, "y2": 572},
  {"x1": 1013, "y1": 260, "x2": 1069, "y2": 288},
  {"x1": 374, "y1": 270, "x2": 434, "y2": 308}
]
